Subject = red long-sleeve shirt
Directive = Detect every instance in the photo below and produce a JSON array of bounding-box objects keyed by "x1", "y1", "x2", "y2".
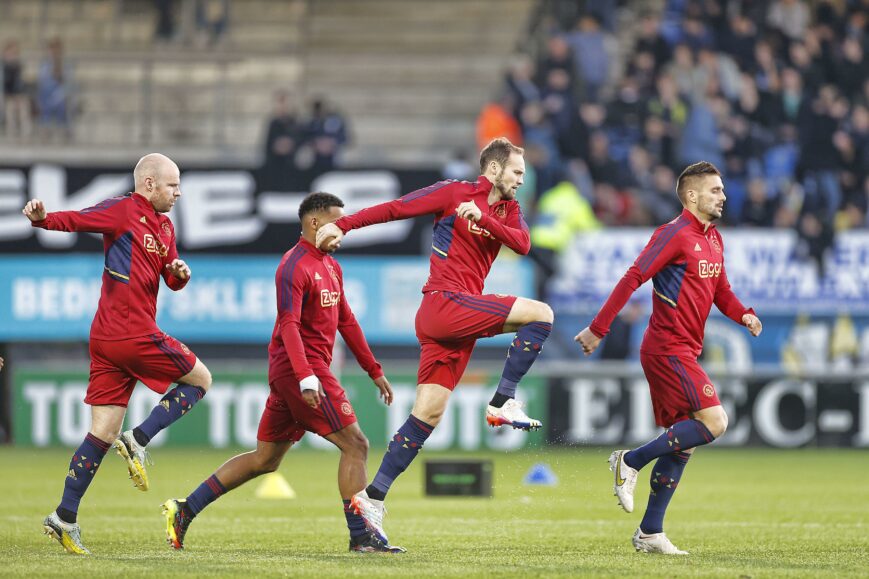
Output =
[
  {"x1": 335, "y1": 176, "x2": 530, "y2": 295},
  {"x1": 30, "y1": 192, "x2": 188, "y2": 340},
  {"x1": 590, "y1": 209, "x2": 754, "y2": 358},
  {"x1": 268, "y1": 237, "x2": 383, "y2": 384}
]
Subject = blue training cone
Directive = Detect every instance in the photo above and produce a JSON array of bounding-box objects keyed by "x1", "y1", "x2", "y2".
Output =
[{"x1": 523, "y1": 463, "x2": 558, "y2": 486}]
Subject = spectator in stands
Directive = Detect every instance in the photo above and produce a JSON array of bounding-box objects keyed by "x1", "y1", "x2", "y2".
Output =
[
  {"x1": 799, "y1": 85, "x2": 846, "y2": 220},
  {"x1": 565, "y1": 13, "x2": 614, "y2": 102},
  {"x1": 154, "y1": 0, "x2": 177, "y2": 41},
  {"x1": 2, "y1": 40, "x2": 31, "y2": 138},
  {"x1": 305, "y1": 98, "x2": 349, "y2": 175},
  {"x1": 633, "y1": 12, "x2": 670, "y2": 72},
  {"x1": 536, "y1": 35, "x2": 579, "y2": 98},
  {"x1": 261, "y1": 90, "x2": 304, "y2": 190},
  {"x1": 195, "y1": 0, "x2": 229, "y2": 47},
  {"x1": 504, "y1": 54, "x2": 540, "y2": 118},
  {"x1": 36, "y1": 38, "x2": 72, "y2": 138},
  {"x1": 719, "y1": 13, "x2": 757, "y2": 71},
  {"x1": 476, "y1": 93, "x2": 523, "y2": 152},
  {"x1": 767, "y1": 0, "x2": 811, "y2": 42},
  {"x1": 741, "y1": 178, "x2": 778, "y2": 227}
]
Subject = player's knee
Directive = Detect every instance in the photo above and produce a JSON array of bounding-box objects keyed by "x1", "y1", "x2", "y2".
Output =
[
  {"x1": 89, "y1": 427, "x2": 119, "y2": 444},
  {"x1": 535, "y1": 301, "x2": 554, "y2": 324},
  {"x1": 699, "y1": 409, "x2": 728, "y2": 438},
  {"x1": 198, "y1": 365, "x2": 213, "y2": 391},
  {"x1": 348, "y1": 432, "x2": 369, "y2": 460},
  {"x1": 254, "y1": 452, "x2": 283, "y2": 475}
]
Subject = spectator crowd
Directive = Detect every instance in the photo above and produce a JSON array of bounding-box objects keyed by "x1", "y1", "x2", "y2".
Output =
[{"x1": 481, "y1": 0, "x2": 868, "y2": 268}]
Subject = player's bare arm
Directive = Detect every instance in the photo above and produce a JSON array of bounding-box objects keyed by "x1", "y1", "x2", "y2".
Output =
[
  {"x1": 574, "y1": 326, "x2": 602, "y2": 356},
  {"x1": 455, "y1": 201, "x2": 482, "y2": 223},
  {"x1": 315, "y1": 222, "x2": 344, "y2": 251},
  {"x1": 742, "y1": 313, "x2": 762, "y2": 337},
  {"x1": 22, "y1": 199, "x2": 47, "y2": 221},
  {"x1": 165, "y1": 259, "x2": 191, "y2": 280},
  {"x1": 373, "y1": 375, "x2": 394, "y2": 406}
]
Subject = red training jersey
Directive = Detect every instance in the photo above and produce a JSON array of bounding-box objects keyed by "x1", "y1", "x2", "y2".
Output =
[
  {"x1": 335, "y1": 176, "x2": 530, "y2": 295},
  {"x1": 590, "y1": 209, "x2": 754, "y2": 358},
  {"x1": 31, "y1": 192, "x2": 188, "y2": 340},
  {"x1": 268, "y1": 237, "x2": 383, "y2": 384}
]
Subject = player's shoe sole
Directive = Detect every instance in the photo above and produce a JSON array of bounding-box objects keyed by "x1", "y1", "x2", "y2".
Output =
[
  {"x1": 609, "y1": 450, "x2": 638, "y2": 513},
  {"x1": 114, "y1": 435, "x2": 149, "y2": 491},
  {"x1": 42, "y1": 513, "x2": 90, "y2": 555},
  {"x1": 486, "y1": 414, "x2": 541, "y2": 430},
  {"x1": 349, "y1": 531, "x2": 406, "y2": 554}
]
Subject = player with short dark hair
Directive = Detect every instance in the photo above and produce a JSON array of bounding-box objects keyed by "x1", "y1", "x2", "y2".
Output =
[
  {"x1": 576, "y1": 161, "x2": 762, "y2": 555},
  {"x1": 315, "y1": 137, "x2": 554, "y2": 547},
  {"x1": 162, "y1": 192, "x2": 403, "y2": 554},
  {"x1": 23, "y1": 153, "x2": 214, "y2": 555}
]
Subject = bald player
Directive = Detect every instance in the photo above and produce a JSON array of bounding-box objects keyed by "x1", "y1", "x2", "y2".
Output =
[{"x1": 24, "y1": 153, "x2": 213, "y2": 555}]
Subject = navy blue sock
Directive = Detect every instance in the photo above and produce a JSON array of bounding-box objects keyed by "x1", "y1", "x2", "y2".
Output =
[
  {"x1": 57, "y1": 433, "x2": 111, "y2": 520},
  {"x1": 625, "y1": 419, "x2": 714, "y2": 471},
  {"x1": 134, "y1": 384, "x2": 206, "y2": 445},
  {"x1": 185, "y1": 474, "x2": 226, "y2": 517},
  {"x1": 344, "y1": 499, "x2": 368, "y2": 538},
  {"x1": 491, "y1": 321, "x2": 551, "y2": 406},
  {"x1": 640, "y1": 451, "x2": 691, "y2": 534},
  {"x1": 369, "y1": 415, "x2": 433, "y2": 499}
]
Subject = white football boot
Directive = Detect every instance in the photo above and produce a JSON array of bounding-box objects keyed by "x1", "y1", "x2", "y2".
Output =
[
  {"x1": 486, "y1": 399, "x2": 542, "y2": 431},
  {"x1": 632, "y1": 528, "x2": 689, "y2": 555},
  {"x1": 351, "y1": 489, "x2": 388, "y2": 543},
  {"x1": 608, "y1": 450, "x2": 639, "y2": 513}
]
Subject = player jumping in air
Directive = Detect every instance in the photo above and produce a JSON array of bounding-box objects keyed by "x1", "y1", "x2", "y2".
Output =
[
  {"x1": 24, "y1": 153, "x2": 213, "y2": 555},
  {"x1": 575, "y1": 161, "x2": 762, "y2": 555},
  {"x1": 316, "y1": 137, "x2": 553, "y2": 547},
  {"x1": 162, "y1": 193, "x2": 404, "y2": 554}
]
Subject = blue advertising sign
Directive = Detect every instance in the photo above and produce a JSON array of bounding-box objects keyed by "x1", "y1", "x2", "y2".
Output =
[{"x1": 0, "y1": 254, "x2": 533, "y2": 344}]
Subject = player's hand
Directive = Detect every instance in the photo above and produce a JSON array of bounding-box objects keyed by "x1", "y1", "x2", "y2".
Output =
[
  {"x1": 373, "y1": 375, "x2": 394, "y2": 406},
  {"x1": 165, "y1": 259, "x2": 191, "y2": 280},
  {"x1": 22, "y1": 199, "x2": 47, "y2": 221},
  {"x1": 302, "y1": 384, "x2": 325, "y2": 408},
  {"x1": 315, "y1": 222, "x2": 344, "y2": 252},
  {"x1": 742, "y1": 313, "x2": 762, "y2": 337},
  {"x1": 574, "y1": 326, "x2": 601, "y2": 356},
  {"x1": 456, "y1": 201, "x2": 482, "y2": 223}
]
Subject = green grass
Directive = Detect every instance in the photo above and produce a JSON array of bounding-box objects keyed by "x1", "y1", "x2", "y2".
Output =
[{"x1": 0, "y1": 446, "x2": 866, "y2": 577}]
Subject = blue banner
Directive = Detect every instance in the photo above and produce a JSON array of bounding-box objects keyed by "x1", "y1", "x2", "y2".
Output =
[{"x1": 0, "y1": 254, "x2": 533, "y2": 344}]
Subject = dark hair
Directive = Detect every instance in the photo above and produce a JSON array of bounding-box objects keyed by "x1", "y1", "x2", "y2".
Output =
[
  {"x1": 676, "y1": 161, "x2": 721, "y2": 205},
  {"x1": 479, "y1": 137, "x2": 524, "y2": 173},
  {"x1": 298, "y1": 192, "x2": 344, "y2": 221}
]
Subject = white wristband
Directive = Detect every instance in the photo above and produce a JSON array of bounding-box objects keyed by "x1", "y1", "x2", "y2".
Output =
[{"x1": 299, "y1": 375, "x2": 320, "y2": 392}]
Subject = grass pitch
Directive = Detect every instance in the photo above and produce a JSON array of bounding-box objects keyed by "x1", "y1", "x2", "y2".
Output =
[{"x1": 0, "y1": 446, "x2": 866, "y2": 577}]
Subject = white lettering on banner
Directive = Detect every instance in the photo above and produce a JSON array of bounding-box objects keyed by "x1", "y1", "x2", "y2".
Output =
[
  {"x1": 164, "y1": 279, "x2": 275, "y2": 322},
  {"x1": 177, "y1": 172, "x2": 263, "y2": 249},
  {"x1": 204, "y1": 385, "x2": 235, "y2": 448},
  {"x1": 753, "y1": 380, "x2": 816, "y2": 447},
  {"x1": 0, "y1": 169, "x2": 30, "y2": 240},
  {"x1": 23, "y1": 383, "x2": 56, "y2": 447},
  {"x1": 558, "y1": 229, "x2": 869, "y2": 313},
  {"x1": 855, "y1": 382, "x2": 869, "y2": 447},
  {"x1": 30, "y1": 165, "x2": 132, "y2": 249},
  {"x1": 626, "y1": 379, "x2": 657, "y2": 443},
  {"x1": 716, "y1": 379, "x2": 751, "y2": 446},
  {"x1": 236, "y1": 384, "x2": 266, "y2": 448},
  {"x1": 566, "y1": 379, "x2": 625, "y2": 444},
  {"x1": 13, "y1": 278, "x2": 100, "y2": 321},
  {"x1": 58, "y1": 384, "x2": 89, "y2": 446}
]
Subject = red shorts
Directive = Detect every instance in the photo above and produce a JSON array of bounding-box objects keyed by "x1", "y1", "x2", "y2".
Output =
[
  {"x1": 414, "y1": 291, "x2": 516, "y2": 390},
  {"x1": 640, "y1": 352, "x2": 721, "y2": 427},
  {"x1": 257, "y1": 369, "x2": 357, "y2": 443},
  {"x1": 87, "y1": 333, "x2": 197, "y2": 407}
]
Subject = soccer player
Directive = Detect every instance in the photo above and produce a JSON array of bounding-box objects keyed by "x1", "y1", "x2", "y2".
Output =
[
  {"x1": 23, "y1": 153, "x2": 213, "y2": 555},
  {"x1": 315, "y1": 137, "x2": 553, "y2": 545},
  {"x1": 162, "y1": 192, "x2": 403, "y2": 554},
  {"x1": 575, "y1": 161, "x2": 762, "y2": 555}
]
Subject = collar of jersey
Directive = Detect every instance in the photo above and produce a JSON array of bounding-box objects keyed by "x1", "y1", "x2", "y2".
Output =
[
  {"x1": 298, "y1": 236, "x2": 326, "y2": 260},
  {"x1": 131, "y1": 191, "x2": 159, "y2": 214},
  {"x1": 682, "y1": 208, "x2": 716, "y2": 234}
]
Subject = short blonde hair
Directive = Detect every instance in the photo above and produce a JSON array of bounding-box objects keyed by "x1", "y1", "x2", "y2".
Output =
[{"x1": 479, "y1": 137, "x2": 524, "y2": 173}]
